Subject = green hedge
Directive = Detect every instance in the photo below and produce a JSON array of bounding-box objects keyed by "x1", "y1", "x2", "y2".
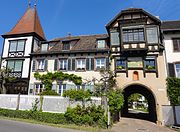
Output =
[
  {"x1": 166, "y1": 77, "x2": 180, "y2": 105},
  {"x1": 0, "y1": 109, "x2": 66, "y2": 124},
  {"x1": 0, "y1": 105, "x2": 107, "y2": 128}
]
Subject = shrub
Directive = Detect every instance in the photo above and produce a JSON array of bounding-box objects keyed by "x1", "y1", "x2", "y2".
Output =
[
  {"x1": 108, "y1": 89, "x2": 124, "y2": 116},
  {"x1": 64, "y1": 105, "x2": 107, "y2": 128},
  {"x1": 63, "y1": 89, "x2": 92, "y2": 101},
  {"x1": 39, "y1": 90, "x2": 59, "y2": 96},
  {"x1": 166, "y1": 77, "x2": 180, "y2": 105},
  {"x1": 0, "y1": 106, "x2": 107, "y2": 128}
]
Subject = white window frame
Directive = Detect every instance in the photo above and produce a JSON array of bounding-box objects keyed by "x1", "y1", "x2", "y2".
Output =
[
  {"x1": 59, "y1": 59, "x2": 68, "y2": 70},
  {"x1": 37, "y1": 59, "x2": 45, "y2": 70},
  {"x1": 59, "y1": 84, "x2": 66, "y2": 96},
  {"x1": 34, "y1": 83, "x2": 44, "y2": 95},
  {"x1": 97, "y1": 40, "x2": 105, "y2": 48},
  {"x1": 76, "y1": 59, "x2": 86, "y2": 70},
  {"x1": 96, "y1": 58, "x2": 105, "y2": 69},
  {"x1": 175, "y1": 63, "x2": 180, "y2": 78},
  {"x1": 41, "y1": 43, "x2": 48, "y2": 52}
]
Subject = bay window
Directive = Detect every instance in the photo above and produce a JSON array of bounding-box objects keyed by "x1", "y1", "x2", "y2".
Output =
[
  {"x1": 110, "y1": 31, "x2": 120, "y2": 46},
  {"x1": 122, "y1": 28, "x2": 144, "y2": 42},
  {"x1": 146, "y1": 27, "x2": 158, "y2": 44}
]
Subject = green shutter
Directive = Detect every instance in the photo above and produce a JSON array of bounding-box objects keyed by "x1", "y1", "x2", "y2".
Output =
[
  {"x1": 86, "y1": 58, "x2": 89, "y2": 70},
  {"x1": 32, "y1": 60, "x2": 36, "y2": 72},
  {"x1": 68, "y1": 59, "x2": 71, "y2": 71},
  {"x1": 44, "y1": 59, "x2": 48, "y2": 71},
  {"x1": 106, "y1": 58, "x2": 109, "y2": 70},
  {"x1": 54, "y1": 59, "x2": 58, "y2": 71},
  {"x1": 72, "y1": 59, "x2": 75, "y2": 71},
  {"x1": 91, "y1": 58, "x2": 94, "y2": 70}
]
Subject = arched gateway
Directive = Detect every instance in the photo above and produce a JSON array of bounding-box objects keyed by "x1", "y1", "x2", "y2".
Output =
[{"x1": 121, "y1": 84, "x2": 157, "y2": 122}]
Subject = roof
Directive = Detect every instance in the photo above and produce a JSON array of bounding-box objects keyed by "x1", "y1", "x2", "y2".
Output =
[
  {"x1": 32, "y1": 34, "x2": 109, "y2": 55},
  {"x1": 3, "y1": 7, "x2": 46, "y2": 40},
  {"x1": 106, "y1": 8, "x2": 161, "y2": 28},
  {"x1": 161, "y1": 20, "x2": 180, "y2": 31}
]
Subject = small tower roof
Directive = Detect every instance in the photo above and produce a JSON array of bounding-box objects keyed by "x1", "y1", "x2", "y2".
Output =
[{"x1": 3, "y1": 6, "x2": 46, "y2": 40}]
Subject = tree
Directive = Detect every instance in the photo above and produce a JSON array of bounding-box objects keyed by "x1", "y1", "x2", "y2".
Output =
[
  {"x1": 93, "y1": 68, "x2": 124, "y2": 122},
  {"x1": 0, "y1": 68, "x2": 15, "y2": 94}
]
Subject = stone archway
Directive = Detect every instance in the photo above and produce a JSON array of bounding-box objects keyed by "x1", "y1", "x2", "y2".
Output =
[{"x1": 121, "y1": 84, "x2": 157, "y2": 122}]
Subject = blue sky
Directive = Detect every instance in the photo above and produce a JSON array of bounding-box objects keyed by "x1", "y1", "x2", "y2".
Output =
[{"x1": 1, "y1": 0, "x2": 180, "y2": 52}]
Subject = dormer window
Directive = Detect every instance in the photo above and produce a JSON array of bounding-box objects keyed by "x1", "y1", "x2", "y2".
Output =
[
  {"x1": 122, "y1": 28, "x2": 144, "y2": 43},
  {"x1": 63, "y1": 42, "x2": 70, "y2": 50},
  {"x1": 97, "y1": 40, "x2": 106, "y2": 48},
  {"x1": 41, "y1": 43, "x2": 48, "y2": 52}
]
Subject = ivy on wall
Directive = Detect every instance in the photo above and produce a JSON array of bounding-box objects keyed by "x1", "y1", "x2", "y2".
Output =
[
  {"x1": 34, "y1": 71, "x2": 82, "y2": 91},
  {"x1": 166, "y1": 77, "x2": 180, "y2": 105}
]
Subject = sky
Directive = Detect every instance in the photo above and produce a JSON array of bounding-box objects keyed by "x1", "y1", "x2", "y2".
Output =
[{"x1": 1, "y1": 0, "x2": 180, "y2": 52}]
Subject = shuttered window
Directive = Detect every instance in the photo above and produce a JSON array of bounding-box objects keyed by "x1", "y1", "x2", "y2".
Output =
[
  {"x1": 168, "y1": 63, "x2": 175, "y2": 77},
  {"x1": 86, "y1": 58, "x2": 90, "y2": 70},
  {"x1": 54, "y1": 59, "x2": 58, "y2": 71},
  {"x1": 173, "y1": 39, "x2": 180, "y2": 52},
  {"x1": 72, "y1": 59, "x2": 75, "y2": 71},
  {"x1": 91, "y1": 58, "x2": 94, "y2": 70}
]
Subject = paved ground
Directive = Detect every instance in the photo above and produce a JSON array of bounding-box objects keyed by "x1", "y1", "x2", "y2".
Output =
[
  {"x1": 104, "y1": 118, "x2": 176, "y2": 132},
  {"x1": 0, "y1": 118, "x2": 176, "y2": 132},
  {"x1": 0, "y1": 119, "x2": 85, "y2": 132}
]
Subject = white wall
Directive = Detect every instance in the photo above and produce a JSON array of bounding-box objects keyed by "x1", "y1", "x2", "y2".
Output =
[
  {"x1": 164, "y1": 34, "x2": 180, "y2": 63},
  {"x1": 2, "y1": 36, "x2": 33, "y2": 58}
]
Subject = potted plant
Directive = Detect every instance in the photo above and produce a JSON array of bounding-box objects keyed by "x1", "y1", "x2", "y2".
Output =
[
  {"x1": 146, "y1": 65, "x2": 155, "y2": 70},
  {"x1": 117, "y1": 65, "x2": 123, "y2": 70}
]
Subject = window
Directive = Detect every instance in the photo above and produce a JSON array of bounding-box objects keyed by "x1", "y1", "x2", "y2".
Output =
[
  {"x1": 59, "y1": 84, "x2": 66, "y2": 96},
  {"x1": 173, "y1": 38, "x2": 180, "y2": 52},
  {"x1": 35, "y1": 84, "x2": 44, "y2": 95},
  {"x1": 59, "y1": 59, "x2": 67, "y2": 70},
  {"x1": 128, "y1": 57, "x2": 143, "y2": 68},
  {"x1": 76, "y1": 59, "x2": 86, "y2": 70},
  {"x1": 145, "y1": 57, "x2": 156, "y2": 70},
  {"x1": 63, "y1": 42, "x2": 70, "y2": 50},
  {"x1": 37, "y1": 59, "x2": 45, "y2": 70},
  {"x1": 175, "y1": 64, "x2": 180, "y2": 77},
  {"x1": 122, "y1": 28, "x2": 144, "y2": 42},
  {"x1": 146, "y1": 27, "x2": 158, "y2": 44},
  {"x1": 7, "y1": 60, "x2": 23, "y2": 72},
  {"x1": 97, "y1": 40, "x2": 105, "y2": 48},
  {"x1": 96, "y1": 58, "x2": 105, "y2": 70},
  {"x1": 116, "y1": 59, "x2": 126, "y2": 70},
  {"x1": 33, "y1": 38, "x2": 39, "y2": 52},
  {"x1": 9, "y1": 40, "x2": 25, "y2": 52},
  {"x1": 110, "y1": 31, "x2": 120, "y2": 46},
  {"x1": 41, "y1": 43, "x2": 48, "y2": 52}
]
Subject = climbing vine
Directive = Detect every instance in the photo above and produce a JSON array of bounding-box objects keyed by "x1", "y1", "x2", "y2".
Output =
[{"x1": 34, "y1": 71, "x2": 82, "y2": 91}]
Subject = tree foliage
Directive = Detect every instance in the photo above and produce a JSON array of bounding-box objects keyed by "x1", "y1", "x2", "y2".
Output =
[
  {"x1": 0, "y1": 68, "x2": 16, "y2": 94},
  {"x1": 107, "y1": 89, "x2": 124, "y2": 115},
  {"x1": 34, "y1": 71, "x2": 82, "y2": 91},
  {"x1": 166, "y1": 77, "x2": 180, "y2": 105},
  {"x1": 63, "y1": 89, "x2": 91, "y2": 101}
]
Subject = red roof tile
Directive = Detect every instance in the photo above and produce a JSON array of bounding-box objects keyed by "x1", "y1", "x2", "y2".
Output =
[{"x1": 4, "y1": 7, "x2": 46, "y2": 40}]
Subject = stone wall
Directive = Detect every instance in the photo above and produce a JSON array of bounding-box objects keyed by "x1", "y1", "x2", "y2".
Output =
[
  {"x1": 162, "y1": 105, "x2": 180, "y2": 126},
  {"x1": 0, "y1": 94, "x2": 101, "y2": 113}
]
